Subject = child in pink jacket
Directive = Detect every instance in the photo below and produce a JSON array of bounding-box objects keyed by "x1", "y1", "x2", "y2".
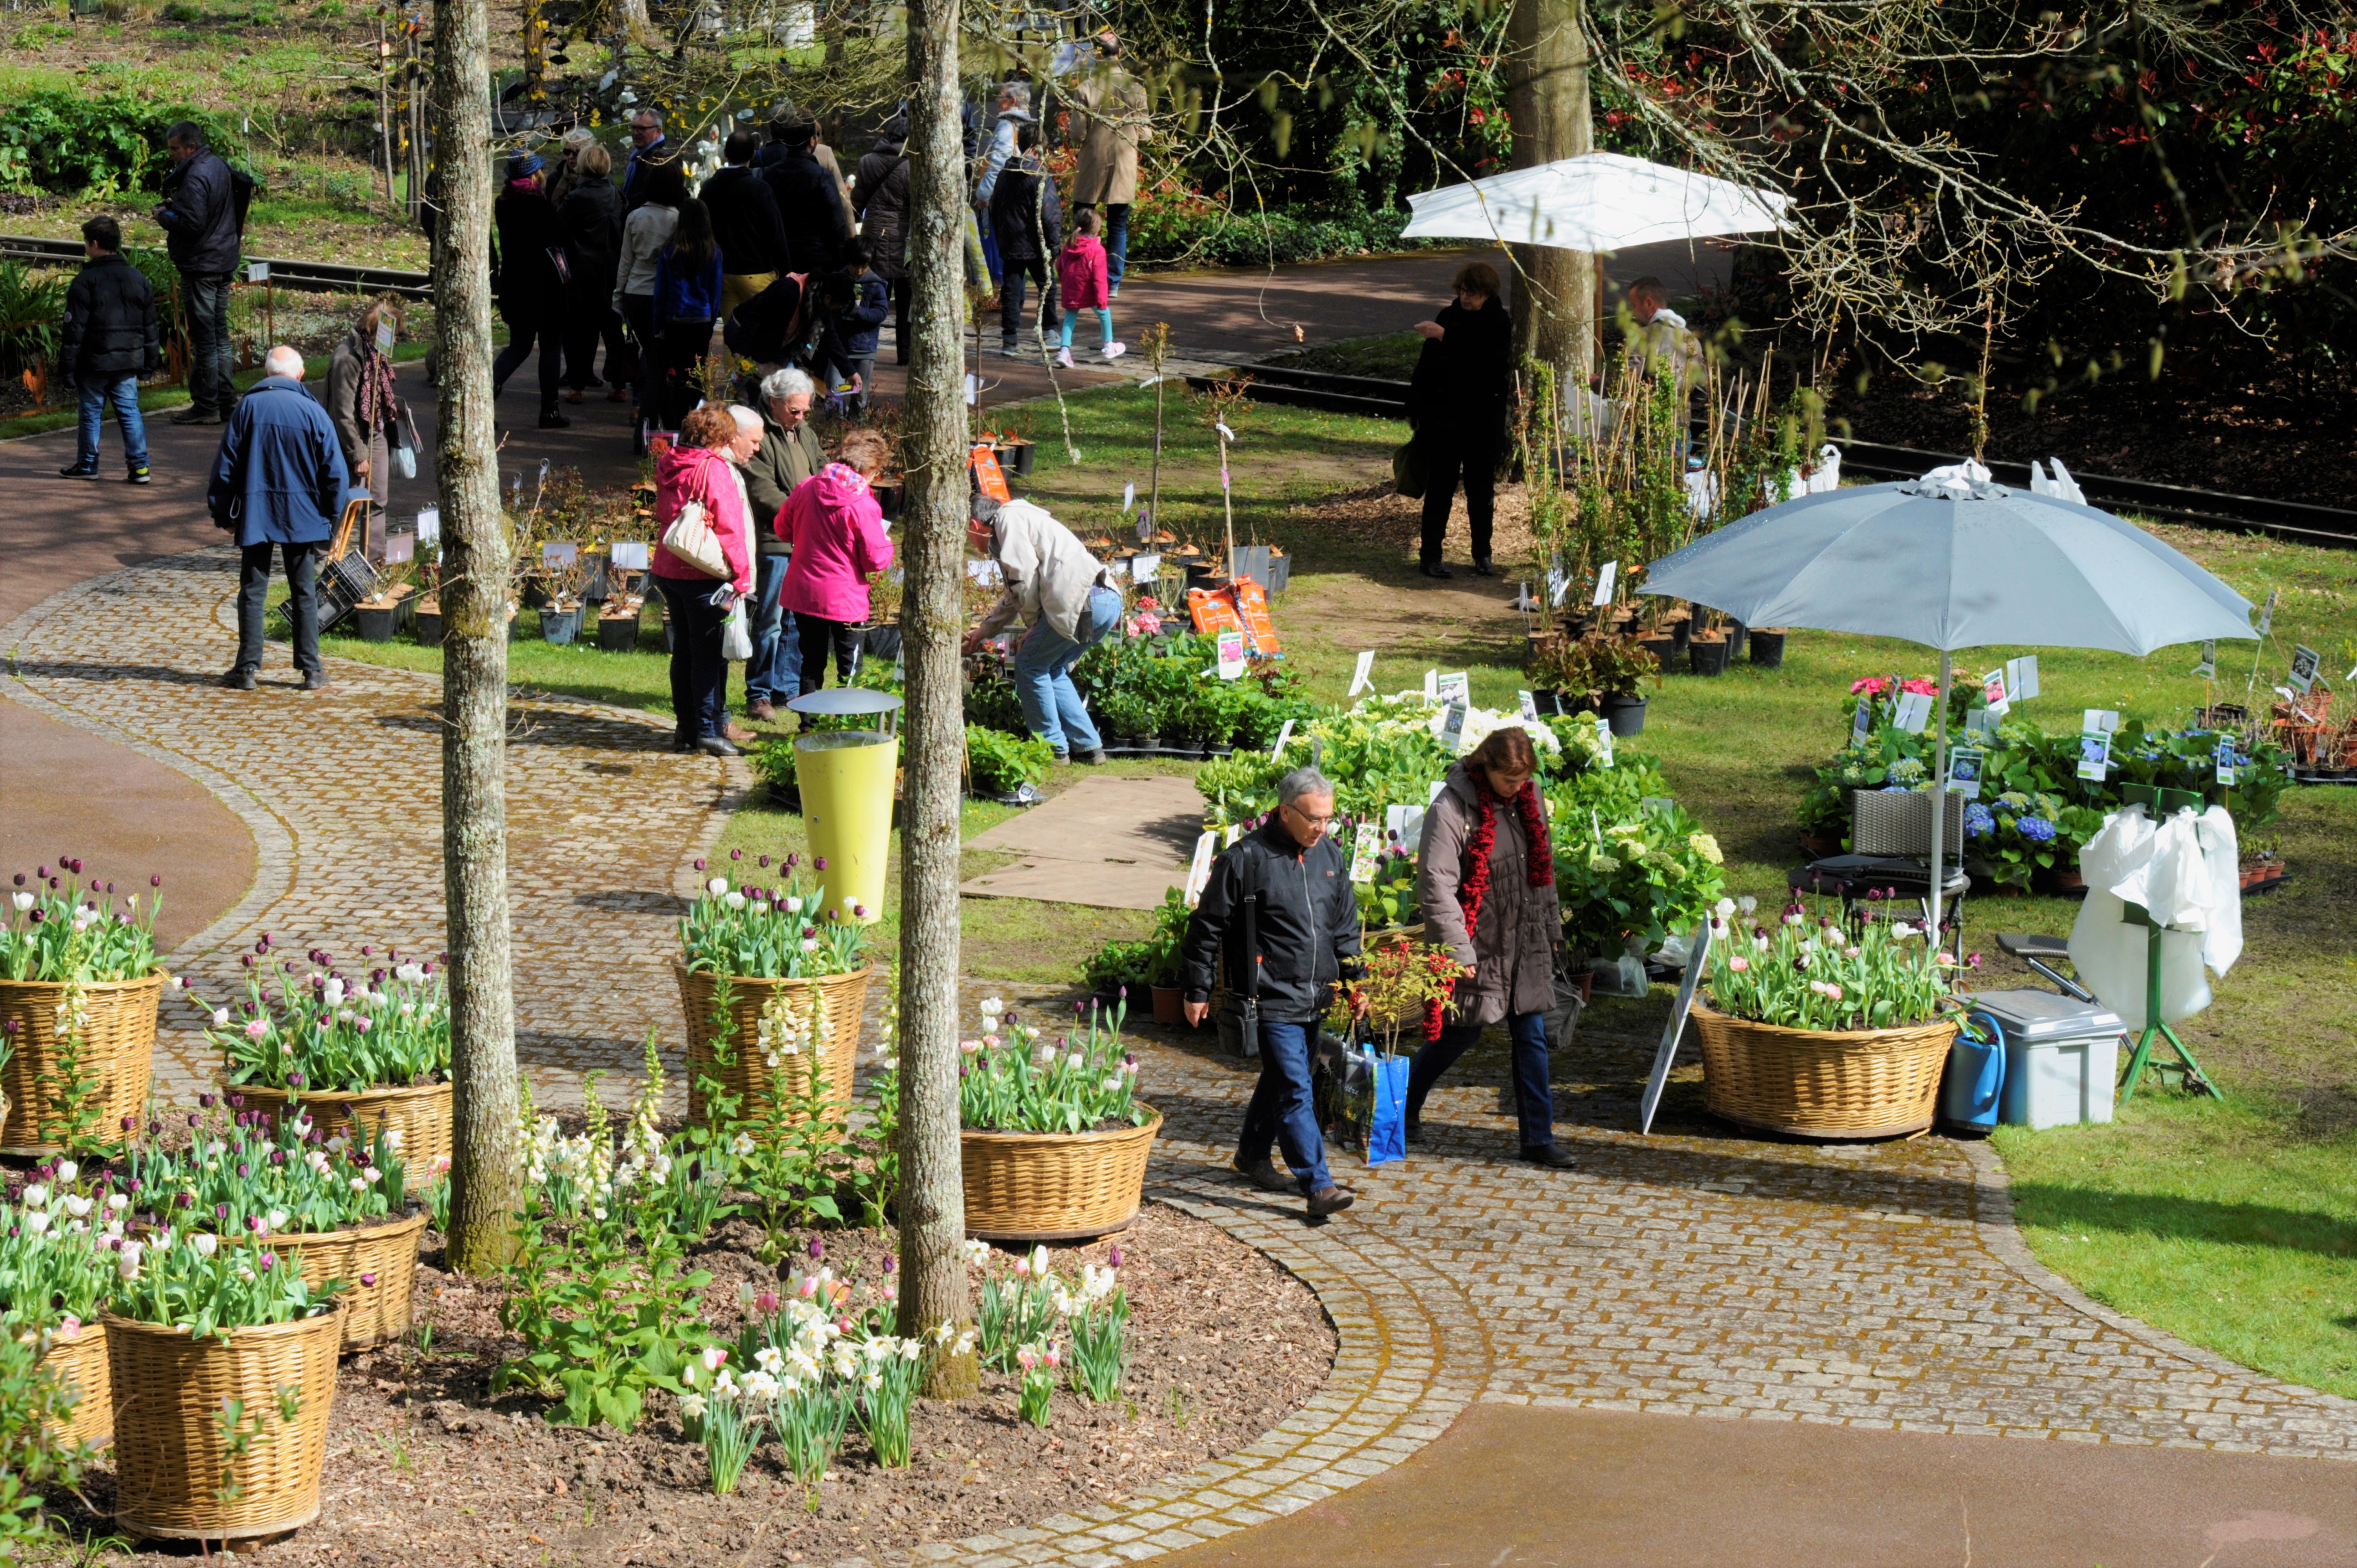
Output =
[
  {"x1": 779, "y1": 427, "x2": 897, "y2": 695},
  {"x1": 1054, "y1": 209, "x2": 1123, "y2": 368}
]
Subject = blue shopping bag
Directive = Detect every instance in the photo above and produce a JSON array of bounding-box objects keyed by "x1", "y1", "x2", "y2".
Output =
[{"x1": 1362, "y1": 1046, "x2": 1412, "y2": 1167}]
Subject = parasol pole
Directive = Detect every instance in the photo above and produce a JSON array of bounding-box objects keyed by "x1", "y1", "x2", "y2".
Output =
[{"x1": 1930, "y1": 649, "x2": 1951, "y2": 948}]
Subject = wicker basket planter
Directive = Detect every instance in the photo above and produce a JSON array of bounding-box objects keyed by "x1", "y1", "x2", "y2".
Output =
[
  {"x1": 234, "y1": 1080, "x2": 452, "y2": 1178},
  {"x1": 104, "y1": 1303, "x2": 344, "y2": 1541},
  {"x1": 264, "y1": 1210, "x2": 428, "y2": 1352},
  {"x1": 39, "y1": 1321, "x2": 111, "y2": 1448},
  {"x1": 0, "y1": 972, "x2": 163, "y2": 1156},
  {"x1": 675, "y1": 962, "x2": 872, "y2": 1127},
  {"x1": 1691, "y1": 1004, "x2": 1958, "y2": 1139},
  {"x1": 960, "y1": 1110, "x2": 1162, "y2": 1244}
]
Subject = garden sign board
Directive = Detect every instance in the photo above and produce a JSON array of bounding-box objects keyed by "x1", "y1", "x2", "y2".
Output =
[{"x1": 1639, "y1": 918, "x2": 1712, "y2": 1136}]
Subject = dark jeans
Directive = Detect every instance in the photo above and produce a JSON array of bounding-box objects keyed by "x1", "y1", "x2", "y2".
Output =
[
  {"x1": 1079, "y1": 202, "x2": 1131, "y2": 288},
  {"x1": 655, "y1": 319, "x2": 713, "y2": 430},
  {"x1": 1406, "y1": 1012, "x2": 1557, "y2": 1149},
  {"x1": 744, "y1": 553, "x2": 800, "y2": 705},
  {"x1": 657, "y1": 575, "x2": 732, "y2": 740},
  {"x1": 181, "y1": 270, "x2": 233, "y2": 416},
  {"x1": 795, "y1": 613, "x2": 863, "y2": 696},
  {"x1": 999, "y1": 258, "x2": 1058, "y2": 347},
  {"x1": 493, "y1": 312, "x2": 564, "y2": 416},
  {"x1": 620, "y1": 293, "x2": 660, "y2": 416},
  {"x1": 235, "y1": 541, "x2": 321, "y2": 677},
  {"x1": 560, "y1": 300, "x2": 629, "y2": 391},
  {"x1": 1418, "y1": 421, "x2": 1501, "y2": 568},
  {"x1": 1236, "y1": 1017, "x2": 1332, "y2": 1194}
]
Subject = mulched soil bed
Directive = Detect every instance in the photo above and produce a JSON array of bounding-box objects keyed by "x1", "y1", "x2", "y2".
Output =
[{"x1": 61, "y1": 1203, "x2": 1333, "y2": 1565}]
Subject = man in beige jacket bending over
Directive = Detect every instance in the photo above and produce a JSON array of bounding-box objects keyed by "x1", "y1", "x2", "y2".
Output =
[{"x1": 960, "y1": 494, "x2": 1124, "y2": 765}]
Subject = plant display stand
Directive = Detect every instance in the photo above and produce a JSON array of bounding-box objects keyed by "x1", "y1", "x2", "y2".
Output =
[
  {"x1": 1691, "y1": 1004, "x2": 1958, "y2": 1138},
  {"x1": 676, "y1": 963, "x2": 872, "y2": 1126},
  {"x1": 960, "y1": 1110, "x2": 1162, "y2": 1243},
  {"x1": 40, "y1": 1322, "x2": 111, "y2": 1448},
  {"x1": 104, "y1": 1304, "x2": 345, "y2": 1541},
  {"x1": 2114, "y1": 783, "x2": 2224, "y2": 1105},
  {"x1": 0, "y1": 972, "x2": 163, "y2": 1155},
  {"x1": 236, "y1": 1080, "x2": 453, "y2": 1177}
]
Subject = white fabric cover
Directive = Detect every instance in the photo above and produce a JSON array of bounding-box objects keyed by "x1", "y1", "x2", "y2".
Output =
[{"x1": 2067, "y1": 804, "x2": 2243, "y2": 1029}]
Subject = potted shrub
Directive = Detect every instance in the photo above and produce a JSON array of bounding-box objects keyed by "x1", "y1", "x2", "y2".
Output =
[
  {"x1": 0, "y1": 860, "x2": 168, "y2": 1156},
  {"x1": 676, "y1": 859, "x2": 872, "y2": 1127},
  {"x1": 104, "y1": 1232, "x2": 346, "y2": 1543},
  {"x1": 2, "y1": 1171, "x2": 122, "y2": 1448},
  {"x1": 202, "y1": 938, "x2": 454, "y2": 1178},
  {"x1": 1545, "y1": 636, "x2": 1660, "y2": 737},
  {"x1": 959, "y1": 997, "x2": 1159, "y2": 1242},
  {"x1": 128, "y1": 1099, "x2": 421, "y2": 1352},
  {"x1": 596, "y1": 594, "x2": 644, "y2": 652},
  {"x1": 965, "y1": 724, "x2": 1053, "y2": 803},
  {"x1": 1136, "y1": 888, "x2": 1191, "y2": 1026},
  {"x1": 1691, "y1": 895, "x2": 1959, "y2": 1138},
  {"x1": 1749, "y1": 627, "x2": 1789, "y2": 668},
  {"x1": 1687, "y1": 612, "x2": 1731, "y2": 676},
  {"x1": 413, "y1": 597, "x2": 445, "y2": 646}
]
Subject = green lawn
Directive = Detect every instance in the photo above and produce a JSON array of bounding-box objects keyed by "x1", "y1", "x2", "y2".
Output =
[{"x1": 296, "y1": 386, "x2": 2357, "y2": 1397}]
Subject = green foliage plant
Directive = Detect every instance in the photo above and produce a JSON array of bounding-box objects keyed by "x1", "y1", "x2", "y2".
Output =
[{"x1": 965, "y1": 725, "x2": 1054, "y2": 796}]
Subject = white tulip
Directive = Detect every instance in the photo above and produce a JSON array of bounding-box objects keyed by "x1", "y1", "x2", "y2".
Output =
[
  {"x1": 20, "y1": 1186, "x2": 47, "y2": 1209},
  {"x1": 191, "y1": 1233, "x2": 218, "y2": 1257},
  {"x1": 707, "y1": 876, "x2": 729, "y2": 896},
  {"x1": 55, "y1": 1161, "x2": 77, "y2": 1185},
  {"x1": 11, "y1": 891, "x2": 31, "y2": 912}
]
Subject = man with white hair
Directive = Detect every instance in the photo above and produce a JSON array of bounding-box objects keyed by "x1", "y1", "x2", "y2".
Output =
[
  {"x1": 737, "y1": 367, "x2": 826, "y2": 720},
  {"x1": 208, "y1": 344, "x2": 352, "y2": 692}
]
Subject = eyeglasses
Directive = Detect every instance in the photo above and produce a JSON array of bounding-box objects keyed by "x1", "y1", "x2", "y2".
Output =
[{"x1": 1282, "y1": 802, "x2": 1335, "y2": 828}]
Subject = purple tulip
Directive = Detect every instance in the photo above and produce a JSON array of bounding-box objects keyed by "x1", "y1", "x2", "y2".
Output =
[
  {"x1": 247, "y1": 1214, "x2": 264, "y2": 1232},
  {"x1": 121, "y1": 1116, "x2": 135, "y2": 1131},
  {"x1": 68, "y1": 858, "x2": 82, "y2": 874},
  {"x1": 186, "y1": 1112, "x2": 199, "y2": 1127},
  {"x1": 151, "y1": 874, "x2": 163, "y2": 888},
  {"x1": 881, "y1": 1256, "x2": 895, "y2": 1275},
  {"x1": 105, "y1": 880, "x2": 115, "y2": 894},
  {"x1": 34, "y1": 866, "x2": 48, "y2": 880},
  {"x1": 176, "y1": 1192, "x2": 193, "y2": 1208},
  {"x1": 271, "y1": 1149, "x2": 287, "y2": 1166},
  {"x1": 199, "y1": 1093, "x2": 215, "y2": 1109},
  {"x1": 259, "y1": 1252, "x2": 277, "y2": 1272},
  {"x1": 236, "y1": 1163, "x2": 250, "y2": 1179},
  {"x1": 287, "y1": 1074, "x2": 305, "y2": 1089},
  {"x1": 809, "y1": 1236, "x2": 824, "y2": 1260},
  {"x1": 786, "y1": 853, "x2": 799, "y2": 868},
  {"x1": 215, "y1": 1204, "x2": 229, "y2": 1220},
  {"x1": 732, "y1": 848, "x2": 743, "y2": 861},
  {"x1": 759, "y1": 855, "x2": 771, "y2": 868},
  {"x1": 814, "y1": 856, "x2": 827, "y2": 870},
  {"x1": 1108, "y1": 1245, "x2": 1123, "y2": 1268},
  {"x1": 9, "y1": 873, "x2": 21, "y2": 887},
  {"x1": 853, "y1": 904, "x2": 868, "y2": 919},
  {"x1": 27, "y1": 910, "x2": 42, "y2": 926},
  {"x1": 359, "y1": 1272, "x2": 377, "y2": 1287},
  {"x1": 694, "y1": 858, "x2": 707, "y2": 871}
]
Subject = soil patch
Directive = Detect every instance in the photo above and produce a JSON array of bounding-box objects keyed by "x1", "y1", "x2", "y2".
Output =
[{"x1": 58, "y1": 1203, "x2": 1334, "y2": 1566}]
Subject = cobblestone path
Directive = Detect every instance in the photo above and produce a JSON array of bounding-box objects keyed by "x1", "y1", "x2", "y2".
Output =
[
  {"x1": 10, "y1": 551, "x2": 2355, "y2": 1568},
  {"x1": 2, "y1": 548, "x2": 737, "y2": 1108}
]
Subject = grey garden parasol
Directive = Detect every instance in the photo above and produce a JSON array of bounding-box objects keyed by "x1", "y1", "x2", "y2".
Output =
[{"x1": 1639, "y1": 467, "x2": 2257, "y2": 936}]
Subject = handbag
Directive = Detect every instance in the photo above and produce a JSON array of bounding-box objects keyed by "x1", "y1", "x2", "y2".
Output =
[
  {"x1": 546, "y1": 246, "x2": 572, "y2": 286},
  {"x1": 389, "y1": 407, "x2": 419, "y2": 481},
  {"x1": 660, "y1": 498, "x2": 731, "y2": 579},
  {"x1": 1391, "y1": 436, "x2": 1427, "y2": 499},
  {"x1": 720, "y1": 599, "x2": 753, "y2": 662}
]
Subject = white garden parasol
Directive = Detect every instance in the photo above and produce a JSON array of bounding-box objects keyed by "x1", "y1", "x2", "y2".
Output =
[{"x1": 1399, "y1": 152, "x2": 1790, "y2": 252}]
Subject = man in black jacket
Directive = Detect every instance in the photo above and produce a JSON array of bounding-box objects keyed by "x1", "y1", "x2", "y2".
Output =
[
  {"x1": 1183, "y1": 767, "x2": 1363, "y2": 1217},
  {"x1": 759, "y1": 119, "x2": 848, "y2": 276},
  {"x1": 704, "y1": 130, "x2": 792, "y2": 319},
  {"x1": 986, "y1": 122, "x2": 1061, "y2": 357},
  {"x1": 153, "y1": 121, "x2": 241, "y2": 426},
  {"x1": 57, "y1": 215, "x2": 161, "y2": 484}
]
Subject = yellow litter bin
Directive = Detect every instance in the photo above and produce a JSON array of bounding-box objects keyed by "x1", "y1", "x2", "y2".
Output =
[{"x1": 788, "y1": 689, "x2": 903, "y2": 925}]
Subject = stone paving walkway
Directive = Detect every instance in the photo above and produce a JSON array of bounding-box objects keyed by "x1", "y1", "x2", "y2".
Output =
[{"x1": 9, "y1": 549, "x2": 2357, "y2": 1568}]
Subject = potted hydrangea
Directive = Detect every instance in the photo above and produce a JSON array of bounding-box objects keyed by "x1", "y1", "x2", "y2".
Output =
[
  {"x1": 0, "y1": 862, "x2": 169, "y2": 1155},
  {"x1": 677, "y1": 854, "x2": 872, "y2": 1127},
  {"x1": 1692, "y1": 894, "x2": 1960, "y2": 1138},
  {"x1": 958, "y1": 998, "x2": 1159, "y2": 1243},
  {"x1": 103, "y1": 1230, "x2": 346, "y2": 1543},
  {"x1": 200, "y1": 936, "x2": 452, "y2": 1178},
  {"x1": 128, "y1": 1095, "x2": 419, "y2": 1352},
  {"x1": 1, "y1": 1163, "x2": 128, "y2": 1447}
]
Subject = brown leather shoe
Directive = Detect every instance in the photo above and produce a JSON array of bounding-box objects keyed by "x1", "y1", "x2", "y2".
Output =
[
  {"x1": 1307, "y1": 1185, "x2": 1355, "y2": 1218},
  {"x1": 745, "y1": 698, "x2": 776, "y2": 723},
  {"x1": 723, "y1": 721, "x2": 757, "y2": 745}
]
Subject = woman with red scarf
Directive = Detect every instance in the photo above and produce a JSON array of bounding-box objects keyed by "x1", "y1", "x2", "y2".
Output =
[{"x1": 1412, "y1": 726, "x2": 1576, "y2": 1165}]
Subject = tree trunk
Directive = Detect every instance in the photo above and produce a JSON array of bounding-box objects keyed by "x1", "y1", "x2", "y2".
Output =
[
  {"x1": 612, "y1": 0, "x2": 650, "y2": 47},
  {"x1": 893, "y1": 0, "x2": 979, "y2": 1400},
  {"x1": 1507, "y1": 0, "x2": 1597, "y2": 390},
  {"x1": 431, "y1": 0, "x2": 523, "y2": 1275}
]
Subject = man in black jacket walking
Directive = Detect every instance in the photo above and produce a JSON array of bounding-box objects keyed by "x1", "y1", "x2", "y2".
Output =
[
  {"x1": 1183, "y1": 767, "x2": 1363, "y2": 1217},
  {"x1": 704, "y1": 130, "x2": 792, "y2": 319},
  {"x1": 58, "y1": 216, "x2": 161, "y2": 484},
  {"x1": 153, "y1": 121, "x2": 241, "y2": 426},
  {"x1": 986, "y1": 122, "x2": 1061, "y2": 357},
  {"x1": 759, "y1": 119, "x2": 848, "y2": 276}
]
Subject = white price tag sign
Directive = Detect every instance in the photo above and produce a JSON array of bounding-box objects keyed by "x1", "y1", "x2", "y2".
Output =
[
  {"x1": 2005, "y1": 655, "x2": 2040, "y2": 702},
  {"x1": 965, "y1": 559, "x2": 1003, "y2": 585},
  {"x1": 611, "y1": 540, "x2": 651, "y2": 570},
  {"x1": 1892, "y1": 692, "x2": 1933, "y2": 734},
  {"x1": 1349, "y1": 651, "x2": 1375, "y2": 697},
  {"x1": 1423, "y1": 668, "x2": 1438, "y2": 702},
  {"x1": 1591, "y1": 560, "x2": 1617, "y2": 607},
  {"x1": 414, "y1": 507, "x2": 440, "y2": 545},
  {"x1": 246, "y1": 261, "x2": 270, "y2": 283},
  {"x1": 1269, "y1": 719, "x2": 1294, "y2": 759},
  {"x1": 1183, "y1": 831, "x2": 1219, "y2": 907},
  {"x1": 1129, "y1": 552, "x2": 1160, "y2": 583},
  {"x1": 1594, "y1": 714, "x2": 1614, "y2": 768},
  {"x1": 1122, "y1": 481, "x2": 1135, "y2": 513}
]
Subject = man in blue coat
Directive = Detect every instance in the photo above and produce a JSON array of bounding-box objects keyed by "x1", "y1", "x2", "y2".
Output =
[{"x1": 208, "y1": 346, "x2": 351, "y2": 692}]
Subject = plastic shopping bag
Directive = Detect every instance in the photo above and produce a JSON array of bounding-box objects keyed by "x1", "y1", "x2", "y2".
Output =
[
  {"x1": 1362, "y1": 1048, "x2": 1411, "y2": 1167},
  {"x1": 720, "y1": 601, "x2": 752, "y2": 662},
  {"x1": 1315, "y1": 1030, "x2": 1413, "y2": 1167}
]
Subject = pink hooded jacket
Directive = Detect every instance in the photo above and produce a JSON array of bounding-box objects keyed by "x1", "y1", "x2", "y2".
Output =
[
  {"x1": 779, "y1": 462, "x2": 895, "y2": 622},
  {"x1": 1056, "y1": 234, "x2": 1109, "y2": 312},
  {"x1": 651, "y1": 442, "x2": 754, "y2": 596}
]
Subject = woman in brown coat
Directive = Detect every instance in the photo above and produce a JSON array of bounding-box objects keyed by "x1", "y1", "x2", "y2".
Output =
[{"x1": 1411, "y1": 726, "x2": 1576, "y2": 1165}]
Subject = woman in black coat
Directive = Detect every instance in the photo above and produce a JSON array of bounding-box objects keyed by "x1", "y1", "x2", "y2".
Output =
[
  {"x1": 1408, "y1": 260, "x2": 1513, "y2": 579},
  {"x1": 557, "y1": 141, "x2": 629, "y2": 404},
  {"x1": 491, "y1": 152, "x2": 570, "y2": 429}
]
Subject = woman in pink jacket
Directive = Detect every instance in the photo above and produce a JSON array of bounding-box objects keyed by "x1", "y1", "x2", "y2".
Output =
[
  {"x1": 779, "y1": 427, "x2": 896, "y2": 695},
  {"x1": 652, "y1": 405, "x2": 758, "y2": 756},
  {"x1": 1053, "y1": 208, "x2": 1124, "y2": 367}
]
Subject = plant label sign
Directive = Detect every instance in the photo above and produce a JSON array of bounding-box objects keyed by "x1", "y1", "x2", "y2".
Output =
[
  {"x1": 2288, "y1": 644, "x2": 2322, "y2": 694},
  {"x1": 1517, "y1": 690, "x2": 1538, "y2": 722},
  {"x1": 1546, "y1": 565, "x2": 1571, "y2": 606},
  {"x1": 1639, "y1": 917, "x2": 1712, "y2": 1136},
  {"x1": 1851, "y1": 695, "x2": 1876, "y2": 744},
  {"x1": 1436, "y1": 672, "x2": 1470, "y2": 708},
  {"x1": 611, "y1": 541, "x2": 651, "y2": 570},
  {"x1": 1269, "y1": 719, "x2": 1295, "y2": 760},
  {"x1": 2215, "y1": 738, "x2": 2237, "y2": 787},
  {"x1": 966, "y1": 559, "x2": 1003, "y2": 586},
  {"x1": 2077, "y1": 729, "x2": 2112, "y2": 783},
  {"x1": 1594, "y1": 715, "x2": 1615, "y2": 768},
  {"x1": 1216, "y1": 628, "x2": 1246, "y2": 678},
  {"x1": 2005, "y1": 655, "x2": 2040, "y2": 702},
  {"x1": 1130, "y1": 552, "x2": 1160, "y2": 583},
  {"x1": 1946, "y1": 746, "x2": 1986, "y2": 799},
  {"x1": 1980, "y1": 668, "x2": 2011, "y2": 718},
  {"x1": 1350, "y1": 822, "x2": 1382, "y2": 884},
  {"x1": 383, "y1": 532, "x2": 416, "y2": 564},
  {"x1": 1122, "y1": 481, "x2": 1136, "y2": 513},
  {"x1": 1349, "y1": 650, "x2": 1376, "y2": 697},
  {"x1": 375, "y1": 316, "x2": 397, "y2": 355},
  {"x1": 2257, "y1": 587, "x2": 2277, "y2": 636},
  {"x1": 245, "y1": 260, "x2": 270, "y2": 283},
  {"x1": 543, "y1": 541, "x2": 579, "y2": 567},
  {"x1": 1423, "y1": 668, "x2": 1439, "y2": 701},
  {"x1": 2082, "y1": 708, "x2": 2119, "y2": 734},
  {"x1": 1965, "y1": 707, "x2": 2002, "y2": 740},
  {"x1": 1183, "y1": 830, "x2": 1220, "y2": 906},
  {"x1": 1892, "y1": 691, "x2": 1934, "y2": 734},
  {"x1": 1592, "y1": 560, "x2": 1617, "y2": 606},
  {"x1": 1440, "y1": 699, "x2": 1469, "y2": 754},
  {"x1": 2193, "y1": 640, "x2": 2217, "y2": 680},
  {"x1": 415, "y1": 507, "x2": 440, "y2": 546}
]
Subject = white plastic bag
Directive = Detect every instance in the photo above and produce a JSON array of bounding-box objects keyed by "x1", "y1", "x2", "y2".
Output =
[{"x1": 720, "y1": 600, "x2": 752, "y2": 662}]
